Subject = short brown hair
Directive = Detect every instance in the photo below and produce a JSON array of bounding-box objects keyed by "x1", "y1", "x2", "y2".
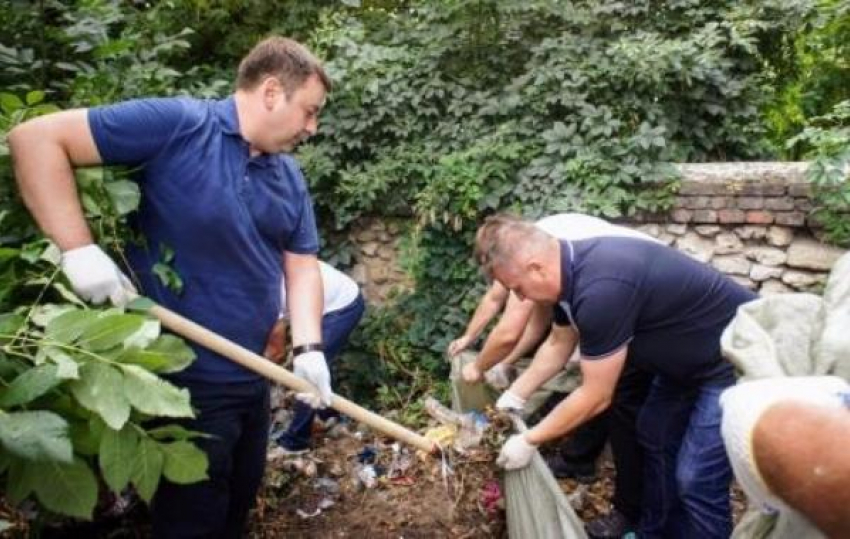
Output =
[
  {"x1": 474, "y1": 214, "x2": 552, "y2": 280},
  {"x1": 236, "y1": 36, "x2": 332, "y2": 93}
]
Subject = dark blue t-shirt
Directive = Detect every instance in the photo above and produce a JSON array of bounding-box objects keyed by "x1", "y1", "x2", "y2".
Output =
[
  {"x1": 89, "y1": 97, "x2": 319, "y2": 382},
  {"x1": 553, "y1": 238, "x2": 756, "y2": 385}
]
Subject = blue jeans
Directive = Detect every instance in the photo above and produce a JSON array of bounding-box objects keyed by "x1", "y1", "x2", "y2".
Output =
[
  {"x1": 637, "y1": 375, "x2": 734, "y2": 539},
  {"x1": 277, "y1": 293, "x2": 365, "y2": 450},
  {"x1": 151, "y1": 378, "x2": 270, "y2": 539}
]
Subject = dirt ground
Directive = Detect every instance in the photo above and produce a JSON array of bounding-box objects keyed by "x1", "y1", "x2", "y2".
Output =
[
  {"x1": 247, "y1": 406, "x2": 747, "y2": 539},
  {"x1": 249, "y1": 412, "x2": 509, "y2": 539},
  {"x1": 2, "y1": 398, "x2": 746, "y2": 538}
]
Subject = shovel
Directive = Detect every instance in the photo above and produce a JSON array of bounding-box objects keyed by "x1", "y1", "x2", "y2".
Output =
[{"x1": 130, "y1": 297, "x2": 436, "y2": 454}]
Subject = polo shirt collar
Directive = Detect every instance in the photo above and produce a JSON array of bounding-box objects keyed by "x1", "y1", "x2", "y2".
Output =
[
  {"x1": 215, "y1": 96, "x2": 276, "y2": 168},
  {"x1": 215, "y1": 96, "x2": 242, "y2": 136},
  {"x1": 559, "y1": 239, "x2": 575, "y2": 306}
]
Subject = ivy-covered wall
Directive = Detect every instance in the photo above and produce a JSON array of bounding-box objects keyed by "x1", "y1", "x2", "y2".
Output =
[{"x1": 347, "y1": 162, "x2": 846, "y2": 303}]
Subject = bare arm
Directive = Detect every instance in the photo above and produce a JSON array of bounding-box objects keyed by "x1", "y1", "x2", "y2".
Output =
[
  {"x1": 448, "y1": 282, "x2": 510, "y2": 356},
  {"x1": 502, "y1": 303, "x2": 552, "y2": 365},
  {"x1": 283, "y1": 252, "x2": 323, "y2": 346},
  {"x1": 464, "y1": 282, "x2": 510, "y2": 341},
  {"x1": 9, "y1": 110, "x2": 101, "y2": 250},
  {"x1": 473, "y1": 292, "x2": 536, "y2": 371},
  {"x1": 525, "y1": 346, "x2": 627, "y2": 445},
  {"x1": 510, "y1": 323, "x2": 577, "y2": 399},
  {"x1": 755, "y1": 401, "x2": 850, "y2": 538}
]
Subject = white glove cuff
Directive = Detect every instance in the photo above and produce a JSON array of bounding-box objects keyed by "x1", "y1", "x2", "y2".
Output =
[{"x1": 61, "y1": 244, "x2": 100, "y2": 263}]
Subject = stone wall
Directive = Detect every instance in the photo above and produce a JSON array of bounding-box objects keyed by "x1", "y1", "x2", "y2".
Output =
[
  {"x1": 347, "y1": 217, "x2": 413, "y2": 303},
  {"x1": 345, "y1": 163, "x2": 846, "y2": 302}
]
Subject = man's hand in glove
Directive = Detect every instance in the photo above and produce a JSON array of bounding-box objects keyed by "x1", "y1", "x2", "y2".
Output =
[
  {"x1": 496, "y1": 433, "x2": 537, "y2": 470},
  {"x1": 495, "y1": 389, "x2": 526, "y2": 412},
  {"x1": 61, "y1": 244, "x2": 136, "y2": 306},
  {"x1": 293, "y1": 350, "x2": 333, "y2": 408}
]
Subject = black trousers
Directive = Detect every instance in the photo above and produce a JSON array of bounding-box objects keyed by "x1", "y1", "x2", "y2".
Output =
[
  {"x1": 151, "y1": 378, "x2": 270, "y2": 539},
  {"x1": 558, "y1": 361, "x2": 652, "y2": 523}
]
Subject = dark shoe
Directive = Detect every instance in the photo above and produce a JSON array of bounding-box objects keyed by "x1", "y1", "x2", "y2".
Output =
[
  {"x1": 274, "y1": 433, "x2": 310, "y2": 455},
  {"x1": 544, "y1": 452, "x2": 597, "y2": 483},
  {"x1": 585, "y1": 509, "x2": 635, "y2": 539}
]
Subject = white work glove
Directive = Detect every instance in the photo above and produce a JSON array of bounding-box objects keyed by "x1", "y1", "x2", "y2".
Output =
[
  {"x1": 720, "y1": 375, "x2": 850, "y2": 513},
  {"x1": 61, "y1": 244, "x2": 136, "y2": 306},
  {"x1": 496, "y1": 433, "x2": 537, "y2": 470},
  {"x1": 495, "y1": 389, "x2": 526, "y2": 412},
  {"x1": 484, "y1": 363, "x2": 511, "y2": 390},
  {"x1": 293, "y1": 350, "x2": 333, "y2": 409}
]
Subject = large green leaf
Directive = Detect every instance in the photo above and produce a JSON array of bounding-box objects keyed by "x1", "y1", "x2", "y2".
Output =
[
  {"x1": 99, "y1": 425, "x2": 140, "y2": 492},
  {"x1": 114, "y1": 334, "x2": 195, "y2": 373},
  {"x1": 122, "y1": 319, "x2": 160, "y2": 349},
  {"x1": 104, "y1": 180, "x2": 141, "y2": 215},
  {"x1": 161, "y1": 440, "x2": 208, "y2": 484},
  {"x1": 45, "y1": 309, "x2": 100, "y2": 344},
  {"x1": 147, "y1": 424, "x2": 208, "y2": 442},
  {"x1": 6, "y1": 458, "x2": 37, "y2": 504},
  {"x1": 43, "y1": 346, "x2": 80, "y2": 380},
  {"x1": 122, "y1": 365, "x2": 193, "y2": 418},
  {"x1": 70, "y1": 362, "x2": 131, "y2": 430},
  {"x1": 0, "y1": 364, "x2": 61, "y2": 407},
  {"x1": 32, "y1": 457, "x2": 98, "y2": 520},
  {"x1": 0, "y1": 313, "x2": 25, "y2": 345},
  {"x1": 77, "y1": 313, "x2": 147, "y2": 351},
  {"x1": 30, "y1": 304, "x2": 77, "y2": 328},
  {"x1": 69, "y1": 418, "x2": 102, "y2": 456},
  {"x1": 0, "y1": 410, "x2": 72, "y2": 462},
  {"x1": 130, "y1": 436, "x2": 164, "y2": 502}
]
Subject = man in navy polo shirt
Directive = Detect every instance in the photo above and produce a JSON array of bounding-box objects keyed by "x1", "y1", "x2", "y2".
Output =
[
  {"x1": 10, "y1": 37, "x2": 331, "y2": 537},
  {"x1": 476, "y1": 214, "x2": 756, "y2": 539}
]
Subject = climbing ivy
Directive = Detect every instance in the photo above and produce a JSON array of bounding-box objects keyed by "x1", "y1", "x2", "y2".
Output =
[{"x1": 1, "y1": 0, "x2": 846, "y2": 443}]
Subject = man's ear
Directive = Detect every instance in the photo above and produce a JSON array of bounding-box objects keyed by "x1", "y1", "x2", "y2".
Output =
[
  {"x1": 527, "y1": 259, "x2": 544, "y2": 278},
  {"x1": 261, "y1": 76, "x2": 284, "y2": 109}
]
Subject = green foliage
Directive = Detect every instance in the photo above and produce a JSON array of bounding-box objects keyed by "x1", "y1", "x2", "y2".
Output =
[
  {"x1": 1, "y1": 0, "x2": 848, "y2": 501},
  {"x1": 303, "y1": 0, "x2": 803, "y2": 405},
  {"x1": 0, "y1": 303, "x2": 206, "y2": 519},
  {"x1": 760, "y1": 0, "x2": 850, "y2": 153},
  {"x1": 0, "y1": 78, "x2": 206, "y2": 521},
  {"x1": 788, "y1": 100, "x2": 850, "y2": 245}
]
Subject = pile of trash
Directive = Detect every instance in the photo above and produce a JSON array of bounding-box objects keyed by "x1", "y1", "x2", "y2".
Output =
[{"x1": 251, "y1": 390, "x2": 510, "y2": 538}]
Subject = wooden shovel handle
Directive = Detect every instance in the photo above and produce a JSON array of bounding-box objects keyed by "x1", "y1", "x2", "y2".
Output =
[{"x1": 146, "y1": 302, "x2": 436, "y2": 454}]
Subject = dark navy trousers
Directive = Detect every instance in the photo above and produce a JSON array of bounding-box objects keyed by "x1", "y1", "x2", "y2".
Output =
[{"x1": 151, "y1": 378, "x2": 270, "y2": 539}]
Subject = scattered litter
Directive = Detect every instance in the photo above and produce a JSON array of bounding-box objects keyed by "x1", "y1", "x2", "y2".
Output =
[
  {"x1": 356, "y1": 464, "x2": 378, "y2": 489},
  {"x1": 479, "y1": 480, "x2": 503, "y2": 517},
  {"x1": 295, "y1": 507, "x2": 321, "y2": 519},
  {"x1": 424, "y1": 425, "x2": 458, "y2": 448},
  {"x1": 357, "y1": 446, "x2": 377, "y2": 464},
  {"x1": 314, "y1": 477, "x2": 340, "y2": 495},
  {"x1": 390, "y1": 476, "x2": 415, "y2": 486}
]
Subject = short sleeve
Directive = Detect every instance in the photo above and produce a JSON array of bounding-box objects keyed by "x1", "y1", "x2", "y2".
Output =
[
  {"x1": 575, "y1": 279, "x2": 640, "y2": 359},
  {"x1": 280, "y1": 157, "x2": 319, "y2": 254},
  {"x1": 553, "y1": 304, "x2": 571, "y2": 326},
  {"x1": 287, "y1": 195, "x2": 319, "y2": 254},
  {"x1": 88, "y1": 98, "x2": 187, "y2": 166}
]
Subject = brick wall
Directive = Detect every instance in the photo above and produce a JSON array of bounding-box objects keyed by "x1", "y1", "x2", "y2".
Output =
[{"x1": 346, "y1": 163, "x2": 846, "y2": 302}]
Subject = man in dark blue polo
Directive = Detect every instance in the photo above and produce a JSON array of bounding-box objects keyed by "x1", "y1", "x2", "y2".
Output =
[
  {"x1": 10, "y1": 37, "x2": 332, "y2": 538},
  {"x1": 476, "y1": 214, "x2": 756, "y2": 539}
]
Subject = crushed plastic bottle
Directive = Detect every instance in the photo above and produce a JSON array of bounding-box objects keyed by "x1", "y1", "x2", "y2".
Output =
[
  {"x1": 424, "y1": 396, "x2": 489, "y2": 450},
  {"x1": 424, "y1": 396, "x2": 465, "y2": 426}
]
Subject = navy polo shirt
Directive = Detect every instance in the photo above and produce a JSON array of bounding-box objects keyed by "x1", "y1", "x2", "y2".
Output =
[
  {"x1": 553, "y1": 238, "x2": 756, "y2": 385},
  {"x1": 89, "y1": 97, "x2": 319, "y2": 382}
]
